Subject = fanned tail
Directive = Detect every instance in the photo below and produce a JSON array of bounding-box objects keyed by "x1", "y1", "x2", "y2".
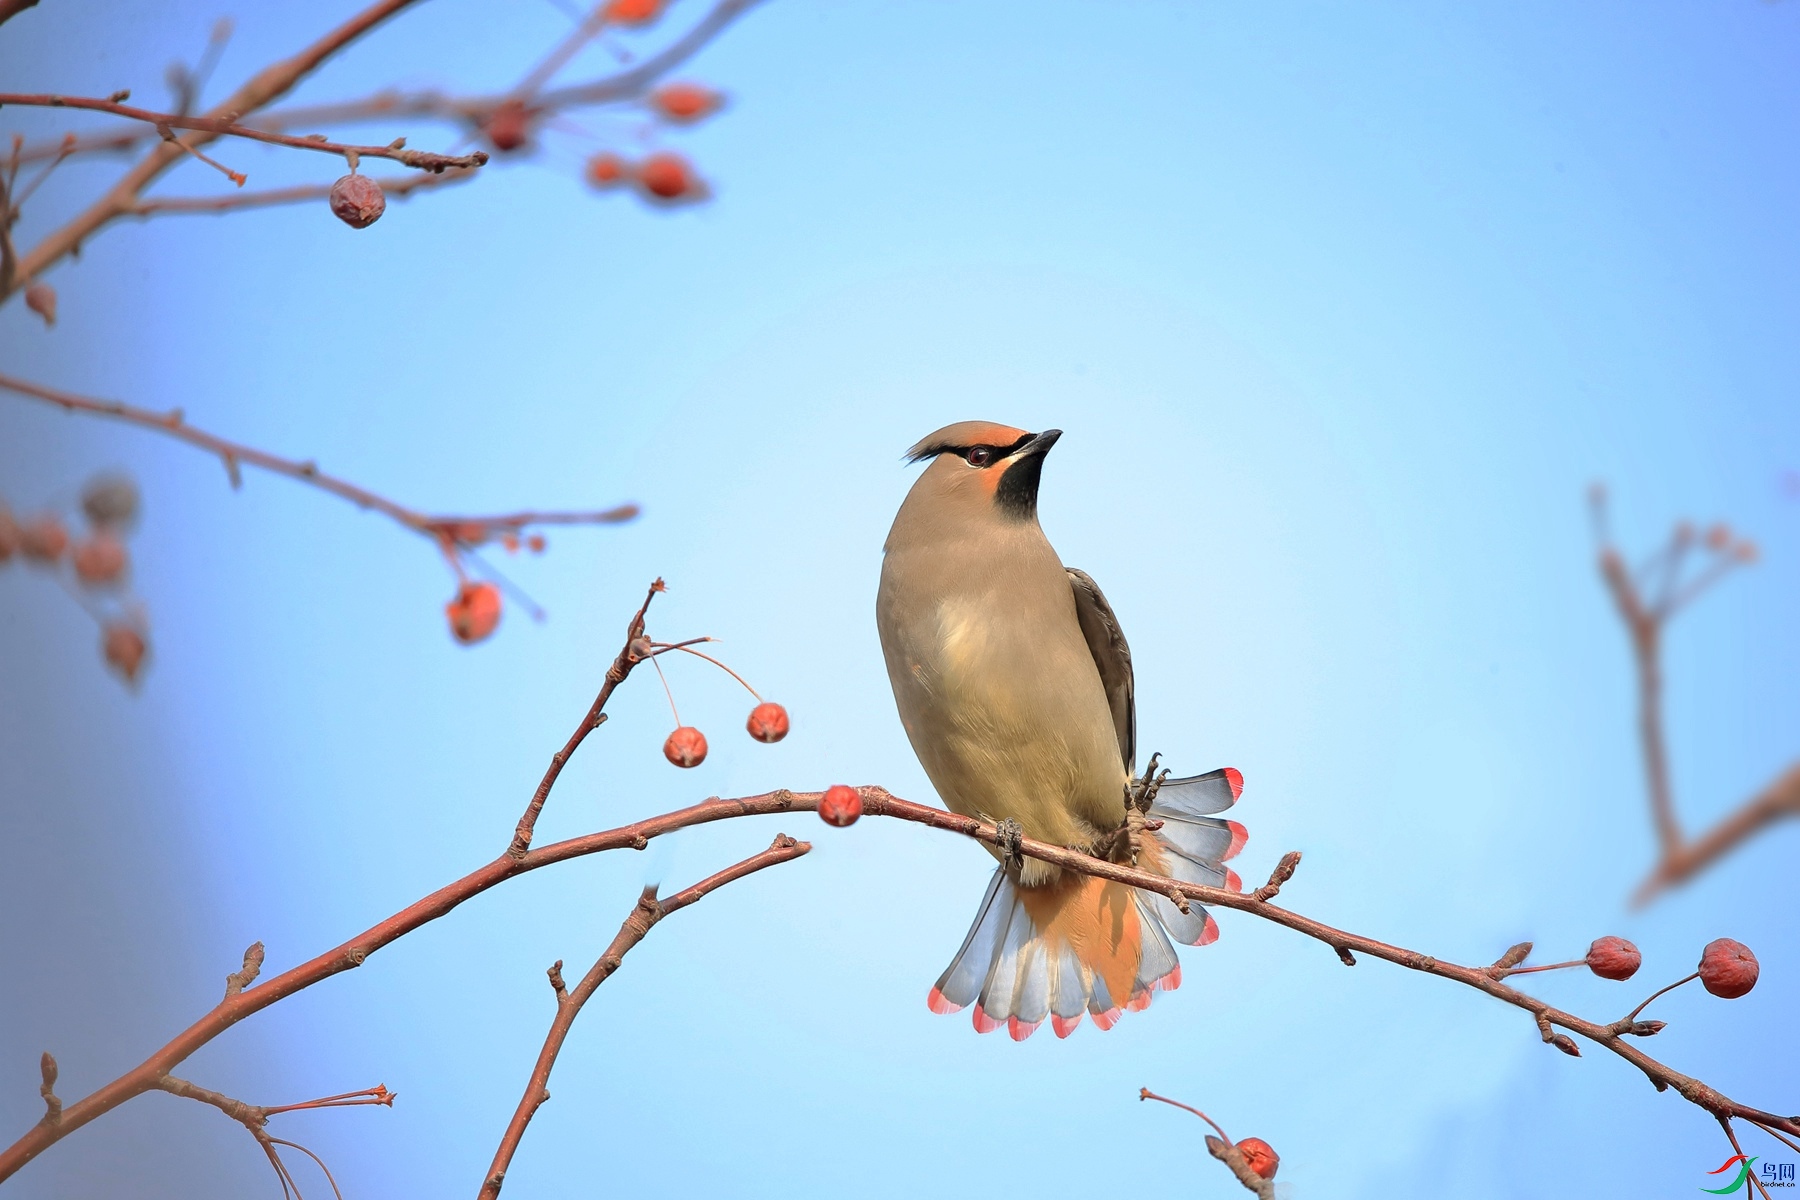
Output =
[{"x1": 927, "y1": 767, "x2": 1246, "y2": 1040}]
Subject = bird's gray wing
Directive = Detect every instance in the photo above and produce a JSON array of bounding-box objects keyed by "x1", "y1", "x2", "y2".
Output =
[{"x1": 1066, "y1": 567, "x2": 1135, "y2": 773}]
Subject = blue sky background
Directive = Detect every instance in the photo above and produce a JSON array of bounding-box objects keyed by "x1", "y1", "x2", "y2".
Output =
[{"x1": 2, "y1": 2, "x2": 1798, "y2": 1197}]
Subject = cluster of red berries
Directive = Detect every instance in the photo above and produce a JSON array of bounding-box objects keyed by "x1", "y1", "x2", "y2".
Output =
[
  {"x1": 0, "y1": 474, "x2": 150, "y2": 683},
  {"x1": 662, "y1": 700, "x2": 790, "y2": 769},
  {"x1": 585, "y1": 150, "x2": 708, "y2": 205},
  {"x1": 1579, "y1": 934, "x2": 1759, "y2": 998}
]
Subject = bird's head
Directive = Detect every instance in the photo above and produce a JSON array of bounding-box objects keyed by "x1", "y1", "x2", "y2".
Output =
[{"x1": 900, "y1": 420, "x2": 1063, "y2": 525}]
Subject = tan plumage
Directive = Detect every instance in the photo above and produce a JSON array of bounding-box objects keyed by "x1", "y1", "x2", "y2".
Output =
[{"x1": 877, "y1": 421, "x2": 1247, "y2": 1039}]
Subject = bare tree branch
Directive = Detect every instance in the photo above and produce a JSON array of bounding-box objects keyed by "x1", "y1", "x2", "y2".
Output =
[
  {"x1": 1590, "y1": 491, "x2": 1798, "y2": 905},
  {"x1": 2, "y1": 0, "x2": 428, "y2": 299},
  {"x1": 478, "y1": 834, "x2": 808, "y2": 1199},
  {"x1": 0, "y1": 372, "x2": 639, "y2": 555},
  {"x1": 0, "y1": 92, "x2": 486, "y2": 173}
]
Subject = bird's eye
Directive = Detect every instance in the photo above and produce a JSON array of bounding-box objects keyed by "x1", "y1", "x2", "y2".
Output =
[{"x1": 966, "y1": 446, "x2": 992, "y2": 466}]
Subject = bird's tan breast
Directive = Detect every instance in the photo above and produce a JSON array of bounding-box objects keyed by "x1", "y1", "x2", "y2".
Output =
[{"x1": 877, "y1": 538, "x2": 1127, "y2": 848}]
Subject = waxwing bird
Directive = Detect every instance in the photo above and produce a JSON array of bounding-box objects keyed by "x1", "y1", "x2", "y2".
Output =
[{"x1": 876, "y1": 421, "x2": 1247, "y2": 1040}]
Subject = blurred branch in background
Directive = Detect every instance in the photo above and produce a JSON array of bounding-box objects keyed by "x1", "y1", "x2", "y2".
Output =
[
  {"x1": 0, "y1": 371, "x2": 640, "y2": 653},
  {"x1": 1590, "y1": 487, "x2": 1800, "y2": 906},
  {"x1": 0, "y1": 0, "x2": 765, "y2": 675},
  {"x1": 0, "y1": 0, "x2": 754, "y2": 308},
  {"x1": 2, "y1": 582, "x2": 1791, "y2": 1196}
]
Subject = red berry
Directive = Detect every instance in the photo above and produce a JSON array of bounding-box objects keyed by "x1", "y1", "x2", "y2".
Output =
[
  {"x1": 585, "y1": 152, "x2": 629, "y2": 189},
  {"x1": 1585, "y1": 936, "x2": 1641, "y2": 981},
  {"x1": 819, "y1": 784, "x2": 861, "y2": 827},
  {"x1": 526, "y1": 534, "x2": 546, "y2": 553},
  {"x1": 19, "y1": 514, "x2": 68, "y2": 563},
  {"x1": 663, "y1": 725, "x2": 708, "y2": 768},
  {"x1": 1698, "y1": 938, "x2": 1759, "y2": 999},
  {"x1": 0, "y1": 508, "x2": 20, "y2": 563},
  {"x1": 445, "y1": 581, "x2": 502, "y2": 644},
  {"x1": 746, "y1": 701, "x2": 789, "y2": 743},
  {"x1": 1235, "y1": 1138, "x2": 1279, "y2": 1180},
  {"x1": 649, "y1": 82, "x2": 722, "y2": 123},
  {"x1": 102, "y1": 623, "x2": 147, "y2": 684},
  {"x1": 635, "y1": 152, "x2": 703, "y2": 203},
  {"x1": 604, "y1": 0, "x2": 661, "y2": 24},
  {"x1": 24, "y1": 282, "x2": 56, "y2": 327},
  {"x1": 329, "y1": 174, "x2": 386, "y2": 229},
  {"x1": 72, "y1": 532, "x2": 129, "y2": 587},
  {"x1": 485, "y1": 100, "x2": 531, "y2": 152}
]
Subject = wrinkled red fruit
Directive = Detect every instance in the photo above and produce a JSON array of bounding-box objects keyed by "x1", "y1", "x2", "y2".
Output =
[
  {"x1": 19, "y1": 514, "x2": 68, "y2": 563},
  {"x1": 649, "y1": 82, "x2": 721, "y2": 123},
  {"x1": 636, "y1": 152, "x2": 701, "y2": 202},
  {"x1": 663, "y1": 725, "x2": 708, "y2": 768},
  {"x1": 24, "y1": 282, "x2": 56, "y2": 327},
  {"x1": 746, "y1": 701, "x2": 789, "y2": 743},
  {"x1": 445, "y1": 582, "x2": 502, "y2": 644},
  {"x1": 1585, "y1": 936, "x2": 1641, "y2": 981},
  {"x1": 329, "y1": 174, "x2": 386, "y2": 229},
  {"x1": 485, "y1": 101, "x2": 531, "y2": 152},
  {"x1": 585, "y1": 152, "x2": 629, "y2": 189},
  {"x1": 102, "y1": 623, "x2": 147, "y2": 683},
  {"x1": 819, "y1": 784, "x2": 861, "y2": 827},
  {"x1": 72, "y1": 532, "x2": 129, "y2": 587},
  {"x1": 1698, "y1": 938, "x2": 1759, "y2": 999},
  {"x1": 1236, "y1": 1138, "x2": 1279, "y2": 1180},
  {"x1": 604, "y1": 0, "x2": 662, "y2": 24}
]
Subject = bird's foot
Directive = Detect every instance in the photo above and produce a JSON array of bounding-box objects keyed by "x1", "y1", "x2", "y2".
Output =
[
  {"x1": 1126, "y1": 751, "x2": 1170, "y2": 814},
  {"x1": 995, "y1": 817, "x2": 1025, "y2": 870}
]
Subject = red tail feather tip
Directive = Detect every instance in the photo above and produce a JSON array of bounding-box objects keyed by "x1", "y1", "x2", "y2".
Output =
[
  {"x1": 1224, "y1": 867, "x2": 1243, "y2": 893},
  {"x1": 1091, "y1": 1006, "x2": 1121, "y2": 1031},
  {"x1": 1198, "y1": 913, "x2": 1220, "y2": 946},
  {"x1": 1223, "y1": 820, "x2": 1248, "y2": 861},
  {"x1": 1051, "y1": 1013, "x2": 1083, "y2": 1038},
  {"x1": 971, "y1": 1004, "x2": 1002, "y2": 1034},
  {"x1": 1158, "y1": 963, "x2": 1183, "y2": 991},
  {"x1": 1126, "y1": 989, "x2": 1153, "y2": 1012},
  {"x1": 1224, "y1": 766, "x2": 1244, "y2": 799},
  {"x1": 1007, "y1": 1016, "x2": 1041, "y2": 1041},
  {"x1": 926, "y1": 987, "x2": 962, "y2": 1015}
]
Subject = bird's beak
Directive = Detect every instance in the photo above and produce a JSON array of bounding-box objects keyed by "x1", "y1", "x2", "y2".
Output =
[{"x1": 1014, "y1": 428, "x2": 1062, "y2": 459}]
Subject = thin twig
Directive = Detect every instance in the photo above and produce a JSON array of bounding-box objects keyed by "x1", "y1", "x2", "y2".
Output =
[
  {"x1": 477, "y1": 834, "x2": 808, "y2": 1199},
  {"x1": 507, "y1": 579, "x2": 663, "y2": 858},
  {"x1": 0, "y1": 93, "x2": 487, "y2": 174}
]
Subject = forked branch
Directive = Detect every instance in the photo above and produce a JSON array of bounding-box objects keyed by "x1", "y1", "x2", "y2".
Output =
[
  {"x1": 1589, "y1": 488, "x2": 1800, "y2": 904},
  {"x1": 478, "y1": 834, "x2": 809, "y2": 1198}
]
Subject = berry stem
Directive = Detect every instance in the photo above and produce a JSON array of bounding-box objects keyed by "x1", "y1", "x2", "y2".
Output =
[
  {"x1": 1502, "y1": 959, "x2": 1586, "y2": 977},
  {"x1": 1623, "y1": 971, "x2": 1700, "y2": 1024},
  {"x1": 648, "y1": 654, "x2": 682, "y2": 726},
  {"x1": 656, "y1": 641, "x2": 761, "y2": 701},
  {"x1": 1138, "y1": 1088, "x2": 1230, "y2": 1143}
]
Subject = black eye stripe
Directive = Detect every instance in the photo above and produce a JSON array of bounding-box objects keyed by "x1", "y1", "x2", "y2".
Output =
[{"x1": 945, "y1": 433, "x2": 1035, "y2": 466}]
